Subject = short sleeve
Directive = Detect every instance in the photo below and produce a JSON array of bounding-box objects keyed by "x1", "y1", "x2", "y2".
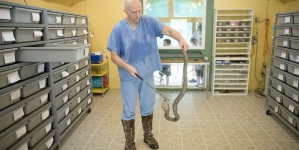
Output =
[{"x1": 107, "y1": 25, "x2": 121, "y2": 54}]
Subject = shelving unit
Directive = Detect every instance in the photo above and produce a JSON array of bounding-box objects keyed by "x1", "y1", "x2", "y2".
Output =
[
  {"x1": 212, "y1": 9, "x2": 254, "y2": 95},
  {"x1": 266, "y1": 11, "x2": 299, "y2": 136},
  {"x1": 91, "y1": 59, "x2": 109, "y2": 95},
  {"x1": 0, "y1": 1, "x2": 93, "y2": 149}
]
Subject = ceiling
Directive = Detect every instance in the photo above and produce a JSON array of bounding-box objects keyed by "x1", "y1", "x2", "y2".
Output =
[{"x1": 40, "y1": 0, "x2": 85, "y2": 6}]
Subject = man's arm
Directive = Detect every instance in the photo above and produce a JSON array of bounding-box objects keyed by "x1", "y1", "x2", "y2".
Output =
[
  {"x1": 111, "y1": 51, "x2": 137, "y2": 77},
  {"x1": 161, "y1": 25, "x2": 189, "y2": 50}
]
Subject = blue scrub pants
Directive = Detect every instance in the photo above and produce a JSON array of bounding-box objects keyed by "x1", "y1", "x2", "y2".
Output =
[{"x1": 121, "y1": 74, "x2": 156, "y2": 120}]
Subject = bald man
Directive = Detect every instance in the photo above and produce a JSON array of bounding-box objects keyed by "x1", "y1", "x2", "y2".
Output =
[{"x1": 107, "y1": 0, "x2": 189, "y2": 149}]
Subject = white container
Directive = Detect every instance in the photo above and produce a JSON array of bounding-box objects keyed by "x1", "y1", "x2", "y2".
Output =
[
  {"x1": 11, "y1": 7, "x2": 42, "y2": 24},
  {"x1": 47, "y1": 12, "x2": 63, "y2": 25},
  {"x1": 15, "y1": 28, "x2": 43, "y2": 43}
]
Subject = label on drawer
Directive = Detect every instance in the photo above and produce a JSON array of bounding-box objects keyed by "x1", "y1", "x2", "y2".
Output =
[
  {"x1": 88, "y1": 98, "x2": 91, "y2": 104},
  {"x1": 13, "y1": 107, "x2": 24, "y2": 121},
  {"x1": 72, "y1": 30, "x2": 76, "y2": 36},
  {"x1": 293, "y1": 80, "x2": 298, "y2": 88},
  {"x1": 88, "y1": 89, "x2": 91, "y2": 94},
  {"x1": 46, "y1": 137, "x2": 54, "y2": 149},
  {"x1": 39, "y1": 79, "x2": 46, "y2": 89},
  {"x1": 78, "y1": 107, "x2": 82, "y2": 115},
  {"x1": 7, "y1": 71, "x2": 20, "y2": 84},
  {"x1": 84, "y1": 48, "x2": 89, "y2": 56},
  {"x1": 77, "y1": 97, "x2": 81, "y2": 104},
  {"x1": 285, "y1": 17, "x2": 291, "y2": 23},
  {"x1": 4, "y1": 52, "x2": 15, "y2": 64},
  {"x1": 2, "y1": 31, "x2": 15, "y2": 42},
  {"x1": 62, "y1": 84, "x2": 68, "y2": 91},
  {"x1": 84, "y1": 39, "x2": 88, "y2": 44},
  {"x1": 294, "y1": 68, "x2": 299, "y2": 75},
  {"x1": 73, "y1": 42, "x2": 77, "y2": 44},
  {"x1": 76, "y1": 75, "x2": 80, "y2": 82},
  {"x1": 66, "y1": 118, "x2": 71, "y2": 126},
  {"x1": 85, "y1": 60, "x2": 88, "y2": 66},
  {"x1": 37, "y1": 63, "x2": 45, "y2": 73},
  {"x1": 70, "y1": 17, "x2": 75, "y2": 24},
  {"x1": 11, "y1": 89, "x2": 21, "y2": 101},
  {"x1": 41, "y1": 110, "x2": 50, "y2": 120},
  {"x1": 278, "y1": 74, "x2": 284, "y2": 81},
  {"x1": 65, "y1": 107, "x2": 70, "y2": 116},
  {"x1": 82, "y1": 19, "x2": 86, "y2": 24},
  {"x1": 31, "y1": 12, "x2": 40, "y2": 22},
  {"x1": 75, "y1": 63, "x2": 79, "y2": 70},
  {"x1": 87, "y1": 80, "x2": 90, "y2": 85},
  {"x1": 56, "y1": 16, "x2": 61, "y2": 23},
  {"x1": 63, "y1": 95, "x2": 68, "y2": 103},
  {"x1": 15, "y1": 126, "x2": 26, "y2": 140},
  {"x1": 83, "y1": 29, "x2": 88, "y2": 34},
  {"x1": 61, "y1": 71, "x2": 69, "y2": 78},
  {"x1": 275, "y1": 107, "x2": 279, "y2": 112},
  {"x1": 288, "y1": 104, "x2": 295, "y2": 112},
  {"x1": 279, "y1": 64, "x2": 285, "y2": 70},
  {"x1": 77, "y1": 87, "x2": 80, "y2": 93},
  {"x1": 296, "y1": 56, "x2": 299, "y2": 62},
  {"x1": 0, "y1": 8, "x2": 11, "y2": 20},
  {"x1": 45, "y1": 123, "x2": 51, "y2": 134},
  {"x1": 86, "y1": 71, "x2": 89, "y2": 76},
  {"x1": 276, "y1": 97, "x2": 282, "y2": 103},
  {"x1": 281, "y1": 52, "x2": 286, "y2": 58},
  {"x1": 33, "y1": 31, "x2": 43, "y2": 37},
  {"x1": 288, "y1": 116, "x2": 293, "y2": 124},
  {"x1": 284, "y1": 29, "x2": 290, "y2": 35},
  {"x1": 277, "y1": 85, "x2": 282, "y2": 92},
  {"x1": 283, "y1": 40, "x2": 288, "y2": 47},
  {"x1": 40, "y1": 94, "x2": 48, "y2": 103},
  {"x1": 17, "y1": 142, "x2": 28, "y2": 150},
  {"x1": 57, "y1": 29, "x2": 63, "y2": 36},
  {"x1": 293, "y1": 94, "x2": 298, "y2": 102}
]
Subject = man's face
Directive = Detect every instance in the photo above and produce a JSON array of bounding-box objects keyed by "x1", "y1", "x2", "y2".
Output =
[{"x1": 125, "y1": 2, "x2": 142, "y2": 24}]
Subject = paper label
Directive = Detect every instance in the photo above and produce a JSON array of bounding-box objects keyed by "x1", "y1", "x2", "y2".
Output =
[
  {"x1": 8, "y1": 71, "x2": 20, "y2": 84},
  {"x1": 275, "y1": 107, "x2": 279, "y2": 112},
  {"x1": 281, "y1": 52, "x2": 286, "y2": 58},
  {"x1": 78, "y1": 107, "x2": 82, "y2": 114},
  {"x1": 57, "y1": 29, "x2": 63, "y2": 37},
  {"x1": 4, "y1": 52, "x2": 15, "y2": 64},
  {"x1": 14, "y1": 107, "x2": 24, "y2": 121},
  {"x1": 45, "y1": 123, "x2": 51, "y2": 134},
  {"x1": 77, "y1": 97, "x2": 81, "y2": 104},
  {"x1": 56, "y1": 16, "x2": 61, "y2": 23},
  {"x1": 32, "y1": 12, "x2": 40, "y2": 22},
  {"x1": 279, "y1": 64, "x2": 285, "y2": 70},
  {"x1": 88, "y1": 98, "x2": 91, "y2": 104},
  {"x1": 15, "y1": 126, "x2": 26, "y2": 140},
  {"x1": 73, "y1": 42, "x2": 77, "y2": 44},
  {"x1": 277, "y1": 85, "x2": 282, "y2": 92},
  {"x1": 39, "y1": 79, "x2": 46, "y2": 88},
  {"x1": 0, "y1": 8, "x2": 11, "y2": 20},
  {"x1": 75, "y1": 64, "x2": 79, "y2": 70},
  {"x1": 2, "y1": 31, "x2": 15, "y2": 42},
  {"x1": 85, "y1": 60, "x2": 88, "y2": 66},
  {"x1": 76, "y1": 75, "x2": 80, "y2": 82},
  {"x1": 70, "y1": 17, "x2": 75, "y2": 24},
  {"x1": 41, "y1": 110, "x2": 49, "y2": 120},
  {"x1": 62, "y1": 84, "x2": 68, "y2": 91},
  {"x1": 72, "y1": 30, "x2": 76, "y2": 36},
  {"x1": 284, "y1": 29, "x2": 290, "y2": 35},
  {"x1": 285, "y1": 17, "x2": 291, "y2": 23},
  {"x1": 66, "y1": 118, "x2": 71, "y2": 126},
  {"x1": 61, "y1": 62, "x2": 65, "y2": 65},
  {"x1": 82, "y1": 18, "x2": 86, "y2": 24},
  {"x1": 289, "y1": 104, "x2": 295, "y2": 112},
  {"x1": 296, "y1": 56, "x2": 299, "y2": 62},
  {"x1": 288, "y1": 116, "x2": 293, "y2": 124},
  {"x1": 76, "y1": 87, "x2": 80, "y2": 93},
  {"x1": 83, "y1": 29, "x2": 88, "y2": 34},
  {"x1": 17, "y1": 142, "x2": 28, "y2": 150},
  {"x1": 294, "y1": 68, "x2": 299, "y2": 75},
  {"x1": 86, "y1": 70, "x2": 88, "y2": 76},
  {"x1": 84, "y1": 39, "x2": 88, "y2": 44},
  {"x1": 65, "y1": 107, "x2": 69, "y2": 116},
  {"x1": 33, "y1": 31, "x2": 43, "y2": 37},
  {"x1": 276, "y1": 97, "x2": 282, "y2": 103},
  {"x1": 61, "y1": 71, "x2": 69, "y2": 78},
  {"x1": 46, "y1": 137, "x2": 54, "y2": 149},
  {"x1": 293, "y1": 94, "x2": 298, "y2": 102},
  {"x1": 37, "y1": 63, "x2": 45, "y2": 73},
  {"x1": 88, "y1": 89, "x2": 91, "y2": 94},
  {"x1": 40, "y1": 94, "x2": 48, "y2": 103},
  {"x1": 10, "y1": 89, "x2": 21, "y2": 101},
  {"x1": 63, "y1": 95, "x2": 68, "y2": 103},
  {"x1": 87, "y1": 80, "x2": 90, "y2": 85},
  {"x1": 283, "y1": 40, "x2": 288, "y2": 47},
  {"x1": 278, "y1": 74, "x2": 284, "y2": 81}
]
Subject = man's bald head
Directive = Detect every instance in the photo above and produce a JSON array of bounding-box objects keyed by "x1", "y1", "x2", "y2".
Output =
[{"x1": 124, "y1": 0, "x2": 141, "y2": 11}]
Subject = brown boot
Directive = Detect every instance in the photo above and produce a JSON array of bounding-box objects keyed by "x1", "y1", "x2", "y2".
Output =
[
  {"x1": 142, "y1": 113, "x2": 159, "y2": 149},
  {"x1": 121, "y1": 119, "x2": 137, "y2": 150}
]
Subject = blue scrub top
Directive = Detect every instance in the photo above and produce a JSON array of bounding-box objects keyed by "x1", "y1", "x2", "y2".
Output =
[{"x1": 107, "y1": 15, "x2": 165, "y2": 81}]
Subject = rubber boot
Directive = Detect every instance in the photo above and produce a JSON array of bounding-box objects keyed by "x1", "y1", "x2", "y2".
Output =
[
  {"x1": 121, "y1": 119, "x2": 137, "y2": 150},
  {"x1": 142, "y1": 113, "x2": 159, "y2": 149}
]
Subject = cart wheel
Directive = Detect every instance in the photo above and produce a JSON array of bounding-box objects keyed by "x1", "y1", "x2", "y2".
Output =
[
  {"x1": 87, "y1": 108, "x2": 92, "y2": 113},
  {"x1": 266, "y1": 109, "x2": 272, "y2": 115}
]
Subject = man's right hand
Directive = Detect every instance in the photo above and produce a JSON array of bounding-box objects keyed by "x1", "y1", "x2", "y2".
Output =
[{"x1": 125, "y1": 64, "x2": 137, "y2": 77}]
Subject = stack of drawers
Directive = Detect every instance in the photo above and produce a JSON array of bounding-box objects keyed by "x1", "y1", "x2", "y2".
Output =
[{"x1": 266, "y1": 11, "x2": 299, "y2": 136}]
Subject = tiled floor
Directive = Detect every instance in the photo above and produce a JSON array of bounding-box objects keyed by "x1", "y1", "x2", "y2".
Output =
[{"x1": 60, "y1": 90, "x2": 299, "y2": 150}]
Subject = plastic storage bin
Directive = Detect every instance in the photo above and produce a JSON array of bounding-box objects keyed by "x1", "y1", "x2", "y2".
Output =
[
  {"x1": 285, "y1": 75, "x2": 299, "y2": 90},
  {"x1": 76, "y1": 27, "x2": 88, "y2": 36},
  {"x1": 15, "y1": 28, "x2": 43, "y2": 43},
  {"x1": 287, "y1": 64, "x2": 299, "y2": 76},
  {"x1": 27, "y1": 107, "x2": 51, "y2": 131},
  {"x1": 282, "y1": 95, "x2": 299, "y2": 115},
  {"x1": 36, "y1": 135, "x2": 55, "y2": 150},
  {"x1": 63, "y1": 28, "x2": 77, "y2": 38},
  {"x1": 290, "y1": 39, "x2": 299, "y2": 50},
  {"x1": 54, "y1": 80, "x2": 68, "y2": 97},
  {"x1": 269, "y1": 88, "x2": 283, "y2": 104},
  {"x1": 70, "y1": 93, "x2": 82, "y2": 110},
  {"x1": 281, "y1": 109, "x2": 296, "y2": 128},
  {"x1": 289, "y1": 51, "x2": 299, "y2": 63},
  {"x1": 28, "y1": 121, "x2": 52, "y2": 147},
  {"x1": 81, "y1": 78, "x2": 91, "y2": 90},
  {"x1": 48, "y1": 28, "x2": 64, "y2": 39},
  {"x1": 0, "y1": 48, "x2": 17, "y2": 67},
  {"x1": 278, "y1": 14, "x2": 293, "y2": 24},
  {"x1": 294, "y1": 13, "x2": 299, "y2": 24},
  {"x1": 75, "y1": 16, "x2": 87, "y2": 25},
  {"x1": 275, "y1": 38, "x2": 290, "y2": 48},
  {"x1": 292, "y1": 27, "x2": 299, "y2": 37},
  {"x1": 272, "y1": 58, "x2": 287, "y2": 71},
  {"x1": 65, "y1": 40, "x2": 78, "y2": 44},
  {"x1": 62, "y1": 14, "x2": 76, "y2": 25},
  {"x1": 19, "y1": 62, "x2": 45, "y2": 80},
  {"x1": 274, "y1": 48, "x2": 288, "y2": 59},
  {"x1": 53, "y1": 68, "x2": 69, "y2": 83},
  {"x1": 0, "y1": 105, "x2": 25, "y2": 132},
  {"x1": 78, "y1": 38, "x2": 88, "y2": 44},
  {"x1": 270, "y1": 79, "x2": 284, "y2": 93},
  {"x1": 68, "y1": 85, "x2": 81, "y2": 99},
  {"x1": 47, "y1": 12, "x2": 63, "y2": 25},
  {"x1": 284, "y1": 86, "x2": 299, "y2": 103},
  {"x1": 0, "y1": 86, "x2": 22, "y2": 110},
  {"x1": 50, "y1": 62, "x2": 65, "y2": 69},
  {"x1": 72, "y1": 104, "x2": 83, "y2": 120},
  {"x1": 277, "y1": 27, "x2": 291, "y2": 36},
  {"x1": 267, "y1": 97, "x2": 280, "y2": 114},
  {"x1": 24, "y1": 92, "x2": 49, "y2": 115},
  {"x1": 271, "y1": 69, "x2": 285, "y2": 82},
  {"x1": 0, "y1": 123, "x2": 27, "y2": 150},
  {"x1": 17, "y1": 44, "x2": 91, "y2": 62},
  {"x1": 58, "y1": 114, "x2": 72, "y2": 135},
  {"x1": 0, "y1": 68, "x2": 20, "y2": 89},
  {"x1": 67, "y1": 63, "x2": 79, "y2": 75},
  {"x1": 79, "y1": 58, "x2": 89, "y2": 69},
  {"x1": 0, "y1": 27, "x2": 15, "y2": 44},
  {"x1": 68, "y1": 74, "x2": 80, "y2": 87},
  {"x1": 80, "y1": 69, "x2": 89, "y2": 79},
  {"x1": 57, "y1": 105, "x2": 71, "y2": 123},
  {"x1": 11, "y1": 7, "x2": 41, "y2": 24},
  {"x1": 0, "y1": 5, "x2": 12, "y2": 23},
  {"x1": 55, "y1": 93, "x2": 69, "y2": 110},
  {"x1": 21, "y1": 77, "x2": 47, "y2": 98}
]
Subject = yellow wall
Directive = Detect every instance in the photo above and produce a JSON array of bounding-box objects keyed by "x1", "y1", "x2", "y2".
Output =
[{"x1": 285, "y1": 1, "x2": 299, "y2": 11}]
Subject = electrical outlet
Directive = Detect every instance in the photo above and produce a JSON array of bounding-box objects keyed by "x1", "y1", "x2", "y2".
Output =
[
  {"x1": 252, "y1": 36, "x2": 257, "y2": 44},
  {"x1": 260, "y1": 69, "x2": 265, "y2": 75},
  {"x1": 255, "y1": 17, "x2": 260, "y2": 23}
]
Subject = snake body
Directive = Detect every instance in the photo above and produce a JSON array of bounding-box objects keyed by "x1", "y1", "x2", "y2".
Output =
[{"x1": 162, "y1": 50, "x2": 188, "y2": 122}]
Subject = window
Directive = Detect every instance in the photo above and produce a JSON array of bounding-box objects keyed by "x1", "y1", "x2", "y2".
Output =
[{"x1": 143, "y1": 0, "x2": 206, "y2": 50}]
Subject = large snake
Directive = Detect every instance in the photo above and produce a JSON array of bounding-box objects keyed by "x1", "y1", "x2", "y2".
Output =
[{"x1": 135, "y1": 50, "x2": 188, "y2": 122}]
